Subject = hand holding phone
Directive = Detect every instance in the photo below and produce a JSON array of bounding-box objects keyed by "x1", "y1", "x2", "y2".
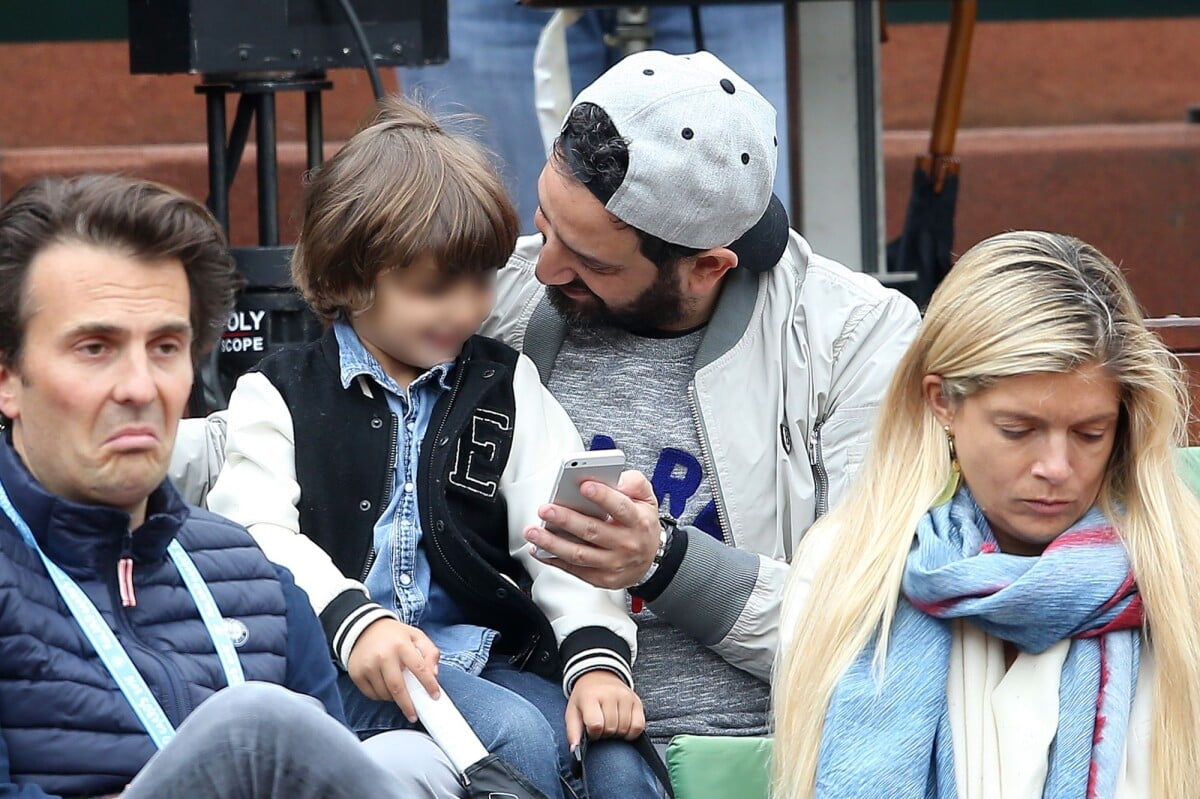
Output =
[{"x1": 537, "y1": 449, "x2": 626, "y2": 557}]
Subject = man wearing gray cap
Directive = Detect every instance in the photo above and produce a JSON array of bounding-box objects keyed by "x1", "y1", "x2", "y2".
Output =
[{"x1": 490, "y1": 51, "x2": 921, "y2": 744}]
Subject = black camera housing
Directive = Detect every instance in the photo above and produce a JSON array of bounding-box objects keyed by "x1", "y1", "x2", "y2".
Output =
[{"x1": 129, "y1": 0, "x2": 448, "y2": 75}]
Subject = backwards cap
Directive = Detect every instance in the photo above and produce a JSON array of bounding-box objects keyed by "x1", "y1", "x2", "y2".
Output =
[{"x1": 569, "y1": 50, "x2": 789, "y2": 270}]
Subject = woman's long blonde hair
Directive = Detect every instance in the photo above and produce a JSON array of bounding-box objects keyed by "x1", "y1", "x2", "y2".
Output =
[{"x1": 773, "y1": 231, "x2": 1200, "y2": 797}]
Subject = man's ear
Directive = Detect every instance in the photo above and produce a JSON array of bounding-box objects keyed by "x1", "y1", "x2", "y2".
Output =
[
  {"x1": 0, "y1": 358, "x2": 21, "y2": 423},
  {"x1": 682, "y1": 247, "x2": 738, "y2": 297},
  {"x1": 922, "y1": 374, "x2": 955, "y2": 428}
]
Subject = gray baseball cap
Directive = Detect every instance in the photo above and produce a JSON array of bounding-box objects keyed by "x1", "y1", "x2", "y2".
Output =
[{"x1": 570, "y1": 50, "x2": 789, "y2": 271}]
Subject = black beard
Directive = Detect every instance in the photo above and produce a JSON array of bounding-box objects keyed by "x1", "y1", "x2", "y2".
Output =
[{"x1": 545, "y1": 268, "x2": 689, "y2": 333}]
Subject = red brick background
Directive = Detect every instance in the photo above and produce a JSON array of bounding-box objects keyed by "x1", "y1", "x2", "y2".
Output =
[{"x1": 1, "y1": 18, "x2": 1198, "y2": 314}]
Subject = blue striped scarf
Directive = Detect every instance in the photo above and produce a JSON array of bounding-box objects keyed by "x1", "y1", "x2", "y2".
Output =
[{"x1": 814, "y1": 488, "x2": 1143, "y2": 799}]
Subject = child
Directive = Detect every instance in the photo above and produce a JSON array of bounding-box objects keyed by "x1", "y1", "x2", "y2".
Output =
[{"x1": 206, "y1": 98, "x2": 659, "y2": 798}]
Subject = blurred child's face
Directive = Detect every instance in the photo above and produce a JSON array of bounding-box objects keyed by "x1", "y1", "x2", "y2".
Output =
[{"x1": 352, "y1": 252, "x2": 495, "y2": 382}]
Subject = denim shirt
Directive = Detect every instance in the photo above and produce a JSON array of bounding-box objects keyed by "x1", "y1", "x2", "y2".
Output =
[{"x1": 335, "y1": 320, "x2": 497, "y2": 674}]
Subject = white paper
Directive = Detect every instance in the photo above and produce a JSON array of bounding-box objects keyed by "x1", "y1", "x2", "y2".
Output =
[{"x1": 403, "y1": 670, "x2": 490, "y2": 774}]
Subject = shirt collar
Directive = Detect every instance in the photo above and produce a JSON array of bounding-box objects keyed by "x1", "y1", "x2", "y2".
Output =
[{"x1": 334, "y1": 318, "x2": 455, "y2": 396}]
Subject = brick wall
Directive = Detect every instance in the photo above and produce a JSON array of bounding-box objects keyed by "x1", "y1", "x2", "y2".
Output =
[{"x1": 1, "y1": 17, "x2": 1198, "y2": 314}]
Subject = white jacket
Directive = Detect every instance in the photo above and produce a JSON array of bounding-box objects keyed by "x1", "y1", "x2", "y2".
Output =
[{"x1": 481, "y1": 232, "x2": 921, "y2": 679}]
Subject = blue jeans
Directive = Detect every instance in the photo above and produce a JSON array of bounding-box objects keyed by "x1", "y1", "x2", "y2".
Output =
[
  {"x1": 341, "y1": 657, "x2": 661, "y2": 799},
  {"x1": 123, "y1": 682, "x2": 462, "y2": 798},
  {"x1": 400, "y1": 1, "x2": 788, "y2": 229}
]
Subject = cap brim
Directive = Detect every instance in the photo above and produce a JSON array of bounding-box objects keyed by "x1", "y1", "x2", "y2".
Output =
[{"x1": 728, "y1": 193, "x2": 790, "y2": 273}]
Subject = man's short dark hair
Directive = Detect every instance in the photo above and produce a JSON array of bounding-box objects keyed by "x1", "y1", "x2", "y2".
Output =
[
  {"x1": 553, "y1": 102, "x2": 702, "y2": 271},
  {"x1": 0, "y1": 174, "x2": 239, "y2": 367}
]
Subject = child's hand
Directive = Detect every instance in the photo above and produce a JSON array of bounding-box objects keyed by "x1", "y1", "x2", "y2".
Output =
[
  {"x1": 565, "y1": 670, "x2": 645, "y2": 748},
  {"x1": 346, "y1": 617, "x2": 441, "y2": 722}
]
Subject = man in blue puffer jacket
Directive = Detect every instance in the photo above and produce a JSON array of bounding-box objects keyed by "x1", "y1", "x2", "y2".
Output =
[{"x1": 0, "y1": 175, "x2": 461, "y2": 798}]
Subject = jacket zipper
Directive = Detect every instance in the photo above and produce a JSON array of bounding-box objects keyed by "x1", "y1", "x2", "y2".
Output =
[
  {"x1": 358, "y1": 413, "x2": 399, "y2": 582},
  {"x1": 687, "y1": 383, "x2": 733, "y2": 546},
  {"x1": 510, "y1": 635, "x2": 540, "y2": 669},
  {"x1": 106, "y1": 563, "x2": 191, "y2": 726},
  {"x1": 807, "y1": 418, "x2": 830, "y2": 518},
  {"x1": 423, "y1": 360, "x2": 539, "y2": 669},
  {"x1": 358, "y1": 549, "x2": 379, "y2": 583},
  {"x1": 423, "y1": 365, "x2": 478, "y2": 591}
]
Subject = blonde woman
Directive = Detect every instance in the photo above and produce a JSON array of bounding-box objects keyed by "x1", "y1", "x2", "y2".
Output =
[{"x1": 773, "y1": 231, "x2": 1200, "y2": 798}]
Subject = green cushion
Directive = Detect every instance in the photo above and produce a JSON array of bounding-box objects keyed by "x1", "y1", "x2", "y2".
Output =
[{"x1": 666, "y1": 735, "x2": 773, "y2": 799}]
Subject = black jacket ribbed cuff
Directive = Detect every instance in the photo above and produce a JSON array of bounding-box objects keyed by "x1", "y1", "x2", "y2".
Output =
[
  {"x1": 559, "y1": 625, "x2": 634, "y2": 694},
  {"x1": 629, "y1": 522, "x2": 689, "y2": 602}
]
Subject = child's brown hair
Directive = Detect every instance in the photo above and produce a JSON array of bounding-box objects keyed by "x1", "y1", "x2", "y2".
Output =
[{"x1": 292, "y1": 96, "x2": 519, "y2": 323}]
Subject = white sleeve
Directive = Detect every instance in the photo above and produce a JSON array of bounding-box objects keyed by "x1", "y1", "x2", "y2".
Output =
[
  {"x1": 501, "y1": 355, "x2": 638, "y2": 687},
  {"x1": 206, "y1": 372, "x2": 370, "y2": 618},
  {"x1": 169, "y1": 412, "x2": 227, "y2": 506},
  {"x1": 819, "y1": 291, "x2": 921, "y2": 507}
]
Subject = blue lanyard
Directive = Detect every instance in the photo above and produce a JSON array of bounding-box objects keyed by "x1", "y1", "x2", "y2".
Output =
[{"x1": 0, "y1": 475, "x2": 244, "y2": 749}]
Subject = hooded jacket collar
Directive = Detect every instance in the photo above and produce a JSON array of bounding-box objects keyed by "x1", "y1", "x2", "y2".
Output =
[{"x1": 0, "y1": 434, "x2": 189, "y2": 580}]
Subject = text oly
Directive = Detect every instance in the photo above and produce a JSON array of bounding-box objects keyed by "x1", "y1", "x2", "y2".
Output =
[{"x1": 221, "y1": 310, "x2": 266, "y2": 353}]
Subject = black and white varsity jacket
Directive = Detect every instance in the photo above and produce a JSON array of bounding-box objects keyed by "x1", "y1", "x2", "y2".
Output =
[{"x1": 206, "y1": 328, "x2": 636, "y2": 691}]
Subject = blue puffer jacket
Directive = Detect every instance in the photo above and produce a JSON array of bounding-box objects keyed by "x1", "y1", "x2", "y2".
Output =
[{"x1": 0, "y1": 437, "x2": 345, "y2": 798}]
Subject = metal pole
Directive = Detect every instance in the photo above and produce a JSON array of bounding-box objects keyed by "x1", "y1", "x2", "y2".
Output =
[
  {"x1": 225, "y1": 95, "x2": 256, "y2": 193},
  {"x1": 254, "y1": 91, "x2": 279, "y2": 246},
  {"x1": 785, "y1": 2, "x2": 803, "y2": 228},
  {"x1": 853, "y1": 0, "x2": 881, "y2": 273},
  {"x1": 204, "y1": 89, "x2": 229, "y2": 232},
  {"x1": 305, "y1": 89, "x2": 324, "y2": 171}
]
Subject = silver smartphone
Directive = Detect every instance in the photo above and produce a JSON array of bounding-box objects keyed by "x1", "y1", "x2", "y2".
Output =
[{"x1": 538, "y1": 449, "x2": 626, "y2": 555}]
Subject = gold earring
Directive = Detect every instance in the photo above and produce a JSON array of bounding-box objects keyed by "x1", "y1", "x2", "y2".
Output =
[
  {"x1": 944, "y1": 425, "x2": 959, "y2": 472},
  {"x1": 933, "y1": 425, "x2": 961, "y2": 507}
]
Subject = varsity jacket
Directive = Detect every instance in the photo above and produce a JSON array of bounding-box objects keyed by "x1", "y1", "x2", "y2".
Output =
[
  {"x1": 481, "y1": 231, "x2": 921, "y2": 681},
  {"x1": 206, "y1": 330, "x2": 636, "y2": 690},
  {"x1": 0, "y1": 435, "x2": 342, "y2": 799}
]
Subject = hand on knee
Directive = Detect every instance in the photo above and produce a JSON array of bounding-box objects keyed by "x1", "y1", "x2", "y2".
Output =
[
  {"x1": 565, "y1": 670, "x2": 645, "y2": 749},
  {"x1": 347, "y1": 618, "x2": 442, "y2": 722}
]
